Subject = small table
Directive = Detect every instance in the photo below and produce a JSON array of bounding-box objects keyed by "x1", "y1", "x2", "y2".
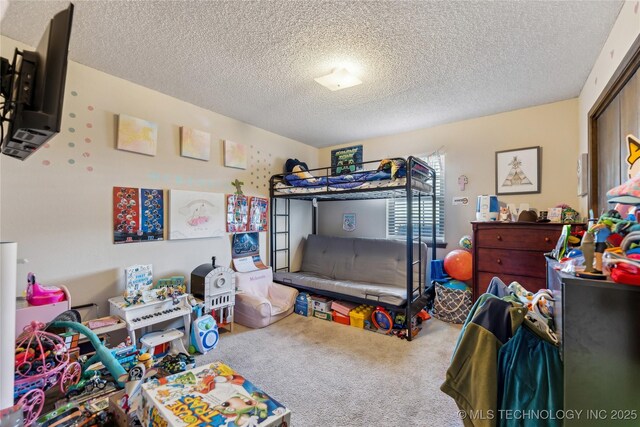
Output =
[{"x1": 139, "y1": 361, "x2": 291, "y2": 426}]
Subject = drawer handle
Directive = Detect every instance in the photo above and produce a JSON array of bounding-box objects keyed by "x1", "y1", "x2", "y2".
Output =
[
  {"x1": 544, "y1": 237, "x2": 551, "y2": 243},
  {"x1": 496, "y1": 235, "x2": 502, "y2": 241},
  {"x1": 496, "y1": 258, "x2": 502, "y2": 264}
]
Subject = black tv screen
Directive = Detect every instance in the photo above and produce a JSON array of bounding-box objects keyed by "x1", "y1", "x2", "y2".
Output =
[{"x1": 1, "y1": 3, "x2": 74, "y2": 160}]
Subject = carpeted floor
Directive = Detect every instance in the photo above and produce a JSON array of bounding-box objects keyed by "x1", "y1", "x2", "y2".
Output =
[{"x1": 198, "y1": 314, "x2": 464, "y2": 427}]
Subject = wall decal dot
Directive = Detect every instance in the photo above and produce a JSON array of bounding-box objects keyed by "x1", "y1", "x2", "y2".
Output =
[
  {"x1": 635, "y1": 2, "x2": 638, "y2": 13},
  {"x1": 68, "y1": 127, "x2": 75, "y2": 133},
  {"x1": 70, "y1": 91, "x2": 78, "y2": 96},
  {"x1": 86, "y1": 123, "x2": 93, "y2": 128},
  {"x1": 42, "y1": 160, "x2": 51, "y2": 166},
  {"x1": 68, "y1": 142, "x2": 75, "y2": 147},
  {"x1": 69, "y1": 113, "x2": 76, "y2": 118},
  {"x1": 82, "y1": 152, "x2": 90, "y2": 157},
  {"x1": 68, "y1": 159, "x2": 75, "y2": 164},
  {"x1": 87, "y1": 105, "x2": 94, "y2": 111},
  {"x1": 86, "y1": 166, "x2": 93, "y2": 172},
  {"x1": 610, "y1": 50, "x2": 614, "y2": 59},
  {"x1": 85, "y1": 137, "x2": 91, "y2": 143},
  {"x1": 44, "y1": 143, "x2": 50, "y2": 148},
  {"x1": 595, "y1": 77, "x2": 598, "y2": 85}
]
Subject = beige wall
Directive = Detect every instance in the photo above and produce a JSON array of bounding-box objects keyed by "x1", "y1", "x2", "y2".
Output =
[
  {"x1": 319, "y1": 99, "x2": 580, "y2": 253},
  {"x1": 578, "y1": 0, "x2": 640, "y2": 214},
  {"x1": 0, "y1": 36, "x2": 316, "y2": 315}
]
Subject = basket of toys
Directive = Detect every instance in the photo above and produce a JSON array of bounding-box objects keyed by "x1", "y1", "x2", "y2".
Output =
[{"x1": 14, "y1": 321, "x2": 81, "y2": 425}]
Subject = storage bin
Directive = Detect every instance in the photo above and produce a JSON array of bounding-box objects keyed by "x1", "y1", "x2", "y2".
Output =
[
  {"x1": 311, "y1": 295, "x2": 333, "y2": 313},
  {"x1": 349, "y1": 304, "x2": 374, "y2": 328},
  {"x1": 332, "y1": 310, "x2": 350, "y2": 325}
]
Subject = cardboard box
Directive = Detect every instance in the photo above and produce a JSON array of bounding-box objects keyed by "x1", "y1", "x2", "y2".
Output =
[
  {"x1": 313, "y1": 309, "x2": 332, "y2": 321},
  {"x1": 108, "y1": 389, "x2": 137, "y2": 427},
  {"x1": 294, "y1": 293, "x2": 312, "y2": 316},
  {"x1": 139, "y1": 361, "x2": 291, "y2": 426},
  {"x1": 311, "y1": 295, "x2": 333, "y2": 313},
  {"x1": 331, "y1": 300, "x2": 357, "y2": 317}
]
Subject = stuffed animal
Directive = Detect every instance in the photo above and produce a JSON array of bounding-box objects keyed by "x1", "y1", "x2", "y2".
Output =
[
  {"x1": 285, "y1": 158, "x2": 316, "y2": 182},
  {"x1": 376, "y1": 158, "x2": 406, "y2": 180}
]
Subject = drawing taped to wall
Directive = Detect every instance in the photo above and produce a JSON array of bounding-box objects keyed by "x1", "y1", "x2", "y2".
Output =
[
  {"x1": 116, "y1": 114, "x2": 158, "y2": 156},
  {"x1": 224, "y1": 140, "x2": 247, "y2": 169},
  {"x1": 168, "y1": 190, "x2": 225, "y2": 240},
  {"x1": 113, "y1": 187, "x2": 164, "y2": 244},
  {"x1": 180, "y1": 126, "x2": 211, "y2": 161}
]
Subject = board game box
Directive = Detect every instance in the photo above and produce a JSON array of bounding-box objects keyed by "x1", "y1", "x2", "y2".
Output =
[{"x1": 139, "y1": 361, "x2": 290, "y2": 427}]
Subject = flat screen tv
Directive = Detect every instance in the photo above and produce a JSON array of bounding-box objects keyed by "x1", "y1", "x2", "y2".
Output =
[{"x1": 0, "y1": 3, "x2": 74, "y2": 160}]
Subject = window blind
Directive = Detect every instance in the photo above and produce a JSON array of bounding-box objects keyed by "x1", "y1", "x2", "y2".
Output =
[{"x1": 387, "y1": 154, "x2": 445, "y2": 243}]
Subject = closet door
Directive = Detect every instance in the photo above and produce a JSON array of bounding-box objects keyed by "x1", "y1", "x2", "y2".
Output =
[
  {"x1": 596, "y1": 96, "x2": 620, "y2": 213},
  {"x1": 619, "y1": 69, "x2": 639, "y2": 180}
]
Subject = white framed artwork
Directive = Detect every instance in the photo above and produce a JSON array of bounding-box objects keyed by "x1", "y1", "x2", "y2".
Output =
[{"x1": 168, "y1": 190, "x2": 225, "y2": 240}]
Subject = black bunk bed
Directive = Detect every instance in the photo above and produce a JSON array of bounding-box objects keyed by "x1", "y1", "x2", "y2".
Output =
[{"x1": 269, "y1": 156, "x2": 437, "y2": 341}]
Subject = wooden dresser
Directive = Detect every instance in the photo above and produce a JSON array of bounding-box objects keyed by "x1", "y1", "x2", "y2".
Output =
[{"x1": 471, "y1": 221, "x2": 583, "y2": 300}]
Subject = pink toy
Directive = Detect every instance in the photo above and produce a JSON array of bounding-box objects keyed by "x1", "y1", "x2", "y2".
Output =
[
  {"x1": 14, "y1": 321, "x2": 81, "y2": 425},
  {"x1": 26, "y1": 273, "x2": 66, "y2": 306}
]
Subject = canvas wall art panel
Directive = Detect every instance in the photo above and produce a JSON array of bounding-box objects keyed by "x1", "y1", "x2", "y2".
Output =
[
  {"x1": 117, "y1": 114, "x2": 158, "y2": 156},
  {"x1": 224, "y1": 140, "x2": 247, "y2": 169},
  {"x1": 180, "y1": 126, "x2": 211, "y2": 161},
  {"x1": 168, "y1": 190, "x2": 225, "y2": 240}
]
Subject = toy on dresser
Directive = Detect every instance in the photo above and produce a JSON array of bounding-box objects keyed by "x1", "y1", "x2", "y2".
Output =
[{"x1": 191, "y1": 257, "x2": 236, "y2": 332}]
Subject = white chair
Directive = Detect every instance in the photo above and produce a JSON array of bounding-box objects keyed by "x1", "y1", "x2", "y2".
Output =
[{"x1": 234, "y1": 269, "x2": 298, "y2": 328}]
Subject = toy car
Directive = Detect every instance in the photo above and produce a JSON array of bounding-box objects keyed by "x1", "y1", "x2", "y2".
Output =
[{"x1": 65, "y1": 372, "x2": 110, "y2": 398}]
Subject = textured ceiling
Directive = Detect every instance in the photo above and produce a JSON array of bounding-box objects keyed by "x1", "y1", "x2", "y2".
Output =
[{"x1": 0, "y1": 1, "x2": 624, "y2": 147}]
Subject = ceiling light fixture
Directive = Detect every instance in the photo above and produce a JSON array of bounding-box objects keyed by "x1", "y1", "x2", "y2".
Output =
[{"x1": 314, "y1": 68, "x2": 362, "y2": 91}]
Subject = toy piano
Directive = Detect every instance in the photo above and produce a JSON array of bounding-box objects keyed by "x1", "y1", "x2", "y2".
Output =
[{"x1": 109, "y1": 294, "x2": 192, "y2": 345}]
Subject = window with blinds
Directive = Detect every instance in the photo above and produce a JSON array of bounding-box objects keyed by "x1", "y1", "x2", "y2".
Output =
[{"x1": 387, "y1": 154, "x2": 445, "y2": 244}]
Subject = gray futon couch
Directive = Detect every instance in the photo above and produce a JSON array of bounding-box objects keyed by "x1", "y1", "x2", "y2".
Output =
[{"x1": 273, "y1": 234, "x2": 428, "y2": 306}]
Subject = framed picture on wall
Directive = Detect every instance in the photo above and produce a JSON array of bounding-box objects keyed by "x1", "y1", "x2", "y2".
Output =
[
  {"x1": 331, "y1": 145, "x2": 363, "y2": 175},
  {"x1": 495, "y1": 146, "x2": 541, "y2": 195}
]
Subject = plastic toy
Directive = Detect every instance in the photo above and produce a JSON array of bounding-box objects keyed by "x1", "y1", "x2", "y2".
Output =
[
  {"x1": 13, "y1": 321, "x2": 82, "y2": 425},
  {"x1": 26, "y1": 273, "x2": 66, "y2": 306},
  {"x1": 459, "y1": 235, "x2": 472, "y2": 250},
  {"x1": 158, "y1": 353, "x2": 196, "y2": 375},
  {"x1": 371, "y1": 307, "x2": 393, "y2": 334},
  {"x1": 65, "y1": 371, "x2": 110, "y2": 398},
  {"x1": 443, "y1": 249, "x2": 473, "y2": 281},
  {"x1": 137, "y1": 353, "x2": 154, "y2": 370},
  {"x1": 191, "y1": 314, "x2": 219, "y2": 354},
  {"x1": 50, "y1": 319, "x2": 127, "y2": 388},
  {"x1": 117, "y1": 363, "x2": 157, "y2": 414}
]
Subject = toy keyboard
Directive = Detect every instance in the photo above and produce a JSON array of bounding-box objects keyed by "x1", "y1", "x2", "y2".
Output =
[{"x1": 109, "y1": 295, "x2": 192, "y2": 344}]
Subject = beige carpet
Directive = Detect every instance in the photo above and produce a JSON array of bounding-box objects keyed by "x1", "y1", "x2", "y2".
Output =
[{"x1": 198, "y1": 314, "x2": 464, "y2": 427}]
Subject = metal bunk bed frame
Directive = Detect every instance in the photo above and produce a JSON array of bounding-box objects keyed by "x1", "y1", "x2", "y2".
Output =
[{"x1": 269, "y1": 156, "x2": 436, "y2": 341}]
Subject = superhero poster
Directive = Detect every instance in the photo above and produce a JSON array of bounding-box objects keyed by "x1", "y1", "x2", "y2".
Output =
[{"x1": 113, "y1": 187, "x2": 164, "y2": 244}]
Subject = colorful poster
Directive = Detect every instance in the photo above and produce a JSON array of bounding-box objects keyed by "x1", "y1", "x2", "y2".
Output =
[
  {"x1": 231, "y1": 232, "x2": 266, "y2": 272},
  {"x1": 331, "y1": 144, "x2": 363, "y2": 175},
  {"x1": 226, "y1": 194, "x2": 249, "y2": 233},
  {"x1": 168, "y1": 190, "x2": 225, "y2": 240},
  {"x1": 113, "y1": 187, "x2": 164, "y2": 244},
  {"x1": 248, "y1": 197, "x2": 268, "y2": 232}
]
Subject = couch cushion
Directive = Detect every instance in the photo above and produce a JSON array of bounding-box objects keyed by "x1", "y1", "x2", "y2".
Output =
[
  {"x1": 274, "y1": 271, "x2": 407, "y2": 306},
  {"x1": 300, "y1": 234, "x2": 427, "y2": 288}
]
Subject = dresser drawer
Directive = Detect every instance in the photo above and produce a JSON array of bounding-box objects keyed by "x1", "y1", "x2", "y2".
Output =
[
  {"x1": 476, "y1": 248, "x2": 548, "y2": 278},
  {"x1": 475, "y1": 227, "x2": 559, "y2": 252},
  {"x1": 476, "y1": 272, "x2": 547, "y2": 296}
]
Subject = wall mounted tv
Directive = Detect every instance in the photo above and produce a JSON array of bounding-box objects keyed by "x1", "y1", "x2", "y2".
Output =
[{"x1": 0, "y1": 3, "x2": 74, "y2": 160}]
